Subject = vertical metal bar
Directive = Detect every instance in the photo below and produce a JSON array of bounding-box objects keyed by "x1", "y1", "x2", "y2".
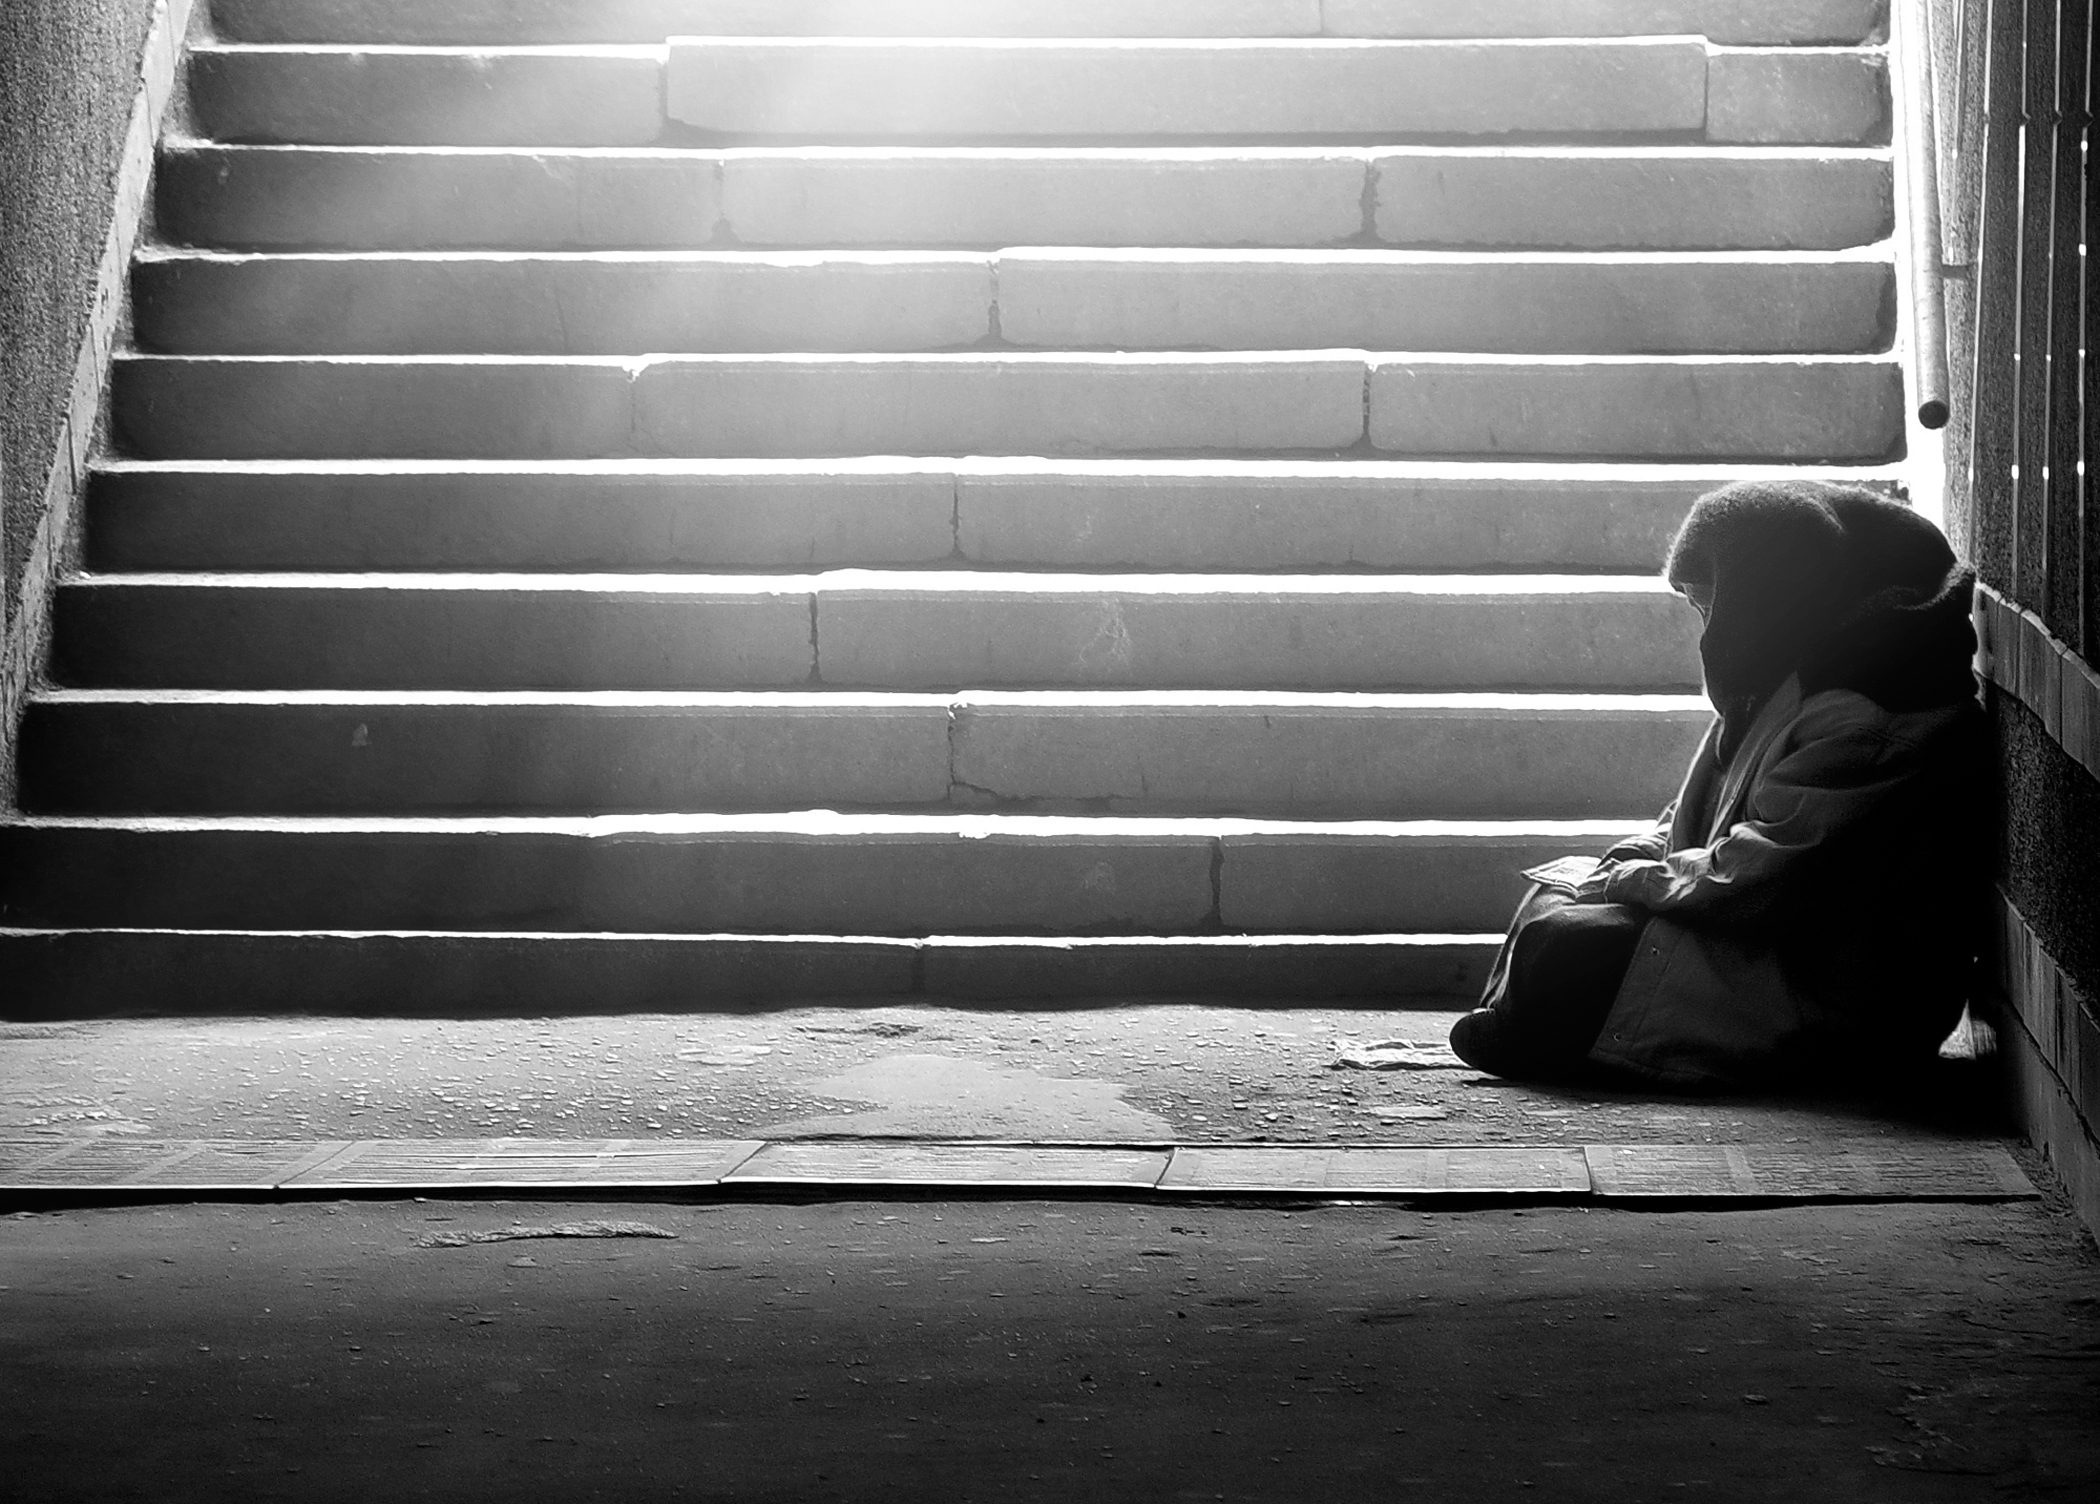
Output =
[
  {"x1": 2075, "y1": 4, "x2": 2098, "y2": 658},
  {"x1": 2015, "y1": 0, "x2": 2059, "y2": 610},
  {"x1": 2046, "y1": 0, "x2": 2092, "y2": 644},
  {"x1": 1901, "y1": 0, "x2": 1953, "y2": 426},
  {"x1": 1972, "y1": 0, "x2": 2027, "y2": 592}
]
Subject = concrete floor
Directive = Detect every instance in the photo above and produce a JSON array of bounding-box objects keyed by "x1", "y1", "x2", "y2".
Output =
[
  {"x1": 5, "y1": 1196, "x2": 2098, "y2": 1502},
  {"x1": 0, "y1": 1004, "x2": 2008, "y2": 1149},
  {"x1": 4, "y1": 1004, "x2": 2092, "y2": 1501}
]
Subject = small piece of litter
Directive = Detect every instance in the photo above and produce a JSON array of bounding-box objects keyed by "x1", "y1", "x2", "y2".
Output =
[
  {"x1": 419, "y1": 1221, "x2": 678, "y2": 1249},
  {"x1": 676, "y1": 1044, "x2": 774, "y2": 1066},
  {"x1": 1332, "y1": 1039, "x2": 1468, "y2": 1071},
  {"x1": 1374, "y1": 1105, "x2": 1450, "y2": 1121}
]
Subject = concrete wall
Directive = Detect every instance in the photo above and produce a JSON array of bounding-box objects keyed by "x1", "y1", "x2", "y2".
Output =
[
  {"x1": 1926, "y1": 0, "x2": 2100, "y2": 1235},
  {"x1": 0, "y1": 0, "x2": 159, "y2": 631}
]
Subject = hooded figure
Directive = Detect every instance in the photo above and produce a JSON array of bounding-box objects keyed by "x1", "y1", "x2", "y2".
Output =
[{"x1": 1450, "y1": 480, "x2": 1987, "y2": 1090}]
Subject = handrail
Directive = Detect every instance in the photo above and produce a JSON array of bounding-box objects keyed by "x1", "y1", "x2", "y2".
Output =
[{"x1": 1896, "y1": 0, "x2": 1952, "y2": 429}]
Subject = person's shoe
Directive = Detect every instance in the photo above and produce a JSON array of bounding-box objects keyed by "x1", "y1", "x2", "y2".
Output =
[{"x1": 1448, "y1": 1008, "x2": 1559, "y2": 1081}]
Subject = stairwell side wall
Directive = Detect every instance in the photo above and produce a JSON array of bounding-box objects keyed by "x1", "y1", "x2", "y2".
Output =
[
  {"x1": 1929, "y1": 0, "x2": 2100, "y2": 1240},
  {"x1": 0, "y1": 0, "x2": 194, "y2": 806}
]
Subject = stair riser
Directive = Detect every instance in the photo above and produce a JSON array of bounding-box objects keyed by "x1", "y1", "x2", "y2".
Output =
[
  {"x1": 159, "y1": 147, "x2": 1894, "y2": 252},
  {"x1": 87, "y1": 468, "x2": 1714, "y2": 573},
  {"x1": 667, "y1": 39, "x2": 1714, "y2": 139},
  {"x1": 0, "y1": 826, "x2": 1632, "y2": 934},
  {"x1": 110, "y1": 356, "x2": 1904, "y2": 460},
  {"x1": 19, "y1": 701, "x2": 1707, "y2": 817},
  {"x1": 209, "y1": 0, "x2": 1884, "y2": 45},
  {"x1": 134, "y1": 254, "x2": 1894, "y2": 356},
  {"x1": 187, "y1": 44, "x2": 1885, "y2": 146},
  {"x1": 0, "y1": 930, "x2": 1493, "y2": 1018},
  {"x1": 133, "y1": 256, "x2": 999, "y2": 355},
  {"x1": 212, "y1": 0, "x2": 1330, "y2": 45},
  {"x1": 52, "y1": 586, "x2": 1703, "y2": 690},
  {"x1": 1374, "y1": 152, "x2": 1891, "y2": 250}
]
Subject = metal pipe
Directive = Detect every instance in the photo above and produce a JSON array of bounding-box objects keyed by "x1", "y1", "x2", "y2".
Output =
[{"x1": 1897, "y1": 0, "x2": 1952, "y2": 429}]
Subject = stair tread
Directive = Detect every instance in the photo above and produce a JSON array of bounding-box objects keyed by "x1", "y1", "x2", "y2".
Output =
[
  {"x1": 32, "y1": 688, "x2": 1710, "y2": 708},
  {"x1": 70, "y1": 570, "x2": 1683, "y2": 592},
  {"x1": 4, "y1": 812, "x2": 1646, "y2": 835}
]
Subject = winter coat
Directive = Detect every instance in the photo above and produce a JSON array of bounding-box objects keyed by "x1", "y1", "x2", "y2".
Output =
[
  {"x1": 1584, "y1": 671, "x2": 1984, "y2": 1089},
  {"x1": 1570, "y1": 478, "x2": 1988, "y2": 1090}
]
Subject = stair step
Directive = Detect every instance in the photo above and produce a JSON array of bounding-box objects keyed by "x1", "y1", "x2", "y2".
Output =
[
  {"x1": 0, "y1": 815, "x2": 1645, "y2": 935},
  {"x1": 157, "y1": 144, "x2": 1894, "y2": 252},
  {"x1": 0, "y1": 929, "x2": 1495, "y2": 1014},
  {"x1": 109, "y1": 353, "x2": 1905, "y2": 460},
  {"x1": 184, "y1": 41, "x2": 1882, "y2": 148},
  {"x1": 664, "y1": 38, "x2": 1713, "y2": 140},
  {"x1": 210, "y1": 0, "x2": 1329, "y2": 45},
  {"x1": 189, "y1": 46, "x2": 668, "y2": 148},
  {"x1": 19, "y1": 690, "x2": 1709, "y2": 817},
  {"x1": 1374, "y1": 147, "x2": 1890, "y2": 250},
  {"x1": 91, "y1": 459, "x2": 1838, "y2": 573},
  {"x1": 1328, "y1": 1, "x2": 1885, "y2": 44},
  {"x1": 211, "y1": 0, "x2": 1886, "y2": 46},
  {"x1": 133, "y1": 251, "x2": 999, "y2": 355},
  {"x1": 133, "y1": 249, "x2": 1894, "y2": 356},
  {"x1": 51, "y1": 574, "x2": 1704, "y2": 691}
]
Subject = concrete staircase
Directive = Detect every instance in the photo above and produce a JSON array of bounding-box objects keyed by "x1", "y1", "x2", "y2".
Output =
[{"x1": 0, "y1": 0, "x2": 1910, "y2": 1013}]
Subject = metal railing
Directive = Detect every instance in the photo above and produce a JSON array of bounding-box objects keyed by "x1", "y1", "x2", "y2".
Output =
[{"x1": 1897, "y1": 0, "x2": 1953, "y2": 429}]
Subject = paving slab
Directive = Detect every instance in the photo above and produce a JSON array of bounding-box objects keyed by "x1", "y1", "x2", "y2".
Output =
[
  {"x1": 725, "y1": 1142, "x2": 1173, "y2": 1188},
  {"x1": 280, "y1": 1137, "x2": 763, "y2": 1189},
  {"x1": 1161, "y1": 1144, "x2": 1591, "y2": 1194},
  {"x1": 1584, "y1": 1141, "x2": 2037, "y2": 1200}
]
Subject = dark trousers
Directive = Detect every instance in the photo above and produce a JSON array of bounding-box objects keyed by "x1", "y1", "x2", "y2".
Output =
[{"x1": 1479, "y1": 890, "x2": 1648, "y2": 1065}]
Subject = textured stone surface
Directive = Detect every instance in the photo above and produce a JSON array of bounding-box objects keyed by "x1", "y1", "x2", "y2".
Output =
[
  {"x1": 1326, "y1": 0, "x2": 1887, "y2": 42},
  {"x1": 51, "y1": 580, "x2": 818, "y2": 689},
  {"x1": 186, "y1": 45, "x2": 666, "y2": 147},
  {"x1": 632, "y1": 355, "x2": 1369, "y2": 456},
  {"x1": 18, "y1": 694, "x2": 957, "y2": 814},
  {"x1": 812, "y1": 580, "x2": 1701, "y2": 689},
  {"x1": 111, "y1": 356, "x2": 639, "y2": 459},
  {"x1": 952, "y1": 466, "x2": 1719, "y2": 570},
  {"x1": 668, "y1": 37, "x2": 1709, "y2": 137},
  {"x1": 133, "y1": 252, "x2": 997, "y2": 354},
  {"x1": 1707, "y1": 48, "x2": 1891, "y2": 145},
  {"x1": 213, "y1": 0, "x2": 1325, "y2": 42},
  {"x1": 996, "y1": 250, "x2": 1893, "y2": 353},
  {"x1": 22, "y1": 691, "x2": 1703, "y2": 819},
  {"x1": 947, "y1": 696, "x2": 1706, "y2": 816},
  {"x1": 1367, "y1": 356, "x2": 1907, "y2": 460},
  {"x1": 1221, "y1": 826, "x2": 1641, "y2": 932},
  {"x1": 156, "y1": 147, "x2": 724, "y2": 250},
  {"x1": 85, "y1": 464, "x2": 962, "y2": 571},
  {"x1": 722, "y1": 149, "x2": 1370, "y2": 247},
  {"x1": 0, "y1": 0, "x2": 159, "y2": 627},
  {"x1": 0, "y1": 818, "x2": 1222, "y2": 934},
  {"x1": 1371, "y1": 148, "x2": 1894, "y2": 249}
]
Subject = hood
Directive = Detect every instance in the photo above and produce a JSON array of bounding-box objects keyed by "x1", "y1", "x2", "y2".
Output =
[{"x1": 1664, "y1": 480, "x2": 1977, "y2": 759}]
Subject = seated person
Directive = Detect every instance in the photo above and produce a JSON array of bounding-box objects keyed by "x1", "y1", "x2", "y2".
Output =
[{"x1": 1449, "y1": 479, "x2": 1986, "y2": 1090}]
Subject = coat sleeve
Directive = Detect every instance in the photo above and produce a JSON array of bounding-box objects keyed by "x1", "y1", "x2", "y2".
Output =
[
  {"x1": 1598, "y1": 699, "x2": 1940, "y2": 922},
  {"x1": 1601, "y1": 800, "x2": 1677, "y2": 864}
]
